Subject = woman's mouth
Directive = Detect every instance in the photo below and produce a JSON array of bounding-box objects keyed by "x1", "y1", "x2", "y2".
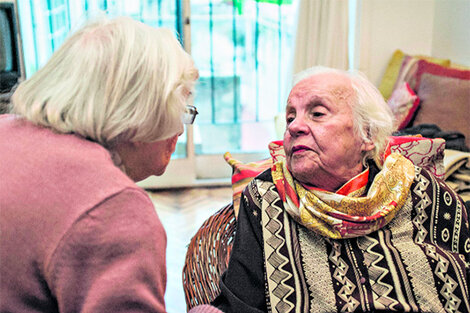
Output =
[{"x1": 292, "y1": 145, "x2": 310, "y2": 154}]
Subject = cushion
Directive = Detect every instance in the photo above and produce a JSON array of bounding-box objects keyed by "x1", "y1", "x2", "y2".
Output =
[
  {"x1": 378, "y1": 49, "x2": 451, "y2": 100},
  {"x1": 224, "y1": 152, "x2": 273, "y2": 217},
  {"x1": 378, "y1": 50, "x2": 406, "y2": 100},
  {"x1": 394, "y1": 54, "x2": 451, "y2": 92},
  {"x1": 387, "y1": 82, "x2": 420, "y2": 130},
  {"x1": 412, "y1": 60, "x2": 470, "y2": 147},
  {"x1": 224, "y1": 141, "x2": 285, "y2": 217},
  {"x1": 450, "y1": 63, "x2": 470, "y2": 71}
]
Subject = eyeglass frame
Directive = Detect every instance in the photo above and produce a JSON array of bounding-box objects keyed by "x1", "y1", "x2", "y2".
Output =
[{"x1": 182, "y1": 105, "x2": 198, "y2": 125}]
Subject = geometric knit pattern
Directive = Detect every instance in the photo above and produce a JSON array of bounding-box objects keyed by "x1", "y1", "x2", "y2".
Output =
[
  {"x1": 412, "y1": 167, "x2": 470, "y2": 313},
  {"x1": 297, "y1": 227, "x2": 336, "y2": 313},
  {"x1": 412, "y1": 166, "x2": 431, "y2": 245},
  {"x1": 357, "y1": 235, "x2": 398, "y2": 310},
  {"x1": 424, "y1": 244, "x2": 463, "y2": 313},
  {"x1": 328, "y1": 241, "x2": 361, "y2": 312},
  {"x1": 259, "y1": 181, "x2": 295, "y2": 313}
]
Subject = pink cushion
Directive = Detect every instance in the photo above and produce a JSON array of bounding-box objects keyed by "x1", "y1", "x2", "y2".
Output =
[
  {"x1": 393, "y1": 54, "x2": 450, "y2": 92},
  {"x1": 387, "y1": 82, "x2": 420, "y2": 130},
  {"x1": 412, "y1": 60, "x2": 470, "y2": 147}
]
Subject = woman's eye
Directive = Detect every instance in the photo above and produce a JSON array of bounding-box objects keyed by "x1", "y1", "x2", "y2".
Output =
[{"x1": 312, "y1": 111, "x2": 325, "y2": 117}]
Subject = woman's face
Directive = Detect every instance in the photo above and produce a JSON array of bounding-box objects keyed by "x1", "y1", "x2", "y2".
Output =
[
  {"x1": 140, "y1": 134, "x2": 180, "y2": 177},
  {"x1": 116, "y1": 133, "x2": 181, "y2": 182},
  {"x1": 283, "y1": 72, "x2": 374, "y2": 191}
]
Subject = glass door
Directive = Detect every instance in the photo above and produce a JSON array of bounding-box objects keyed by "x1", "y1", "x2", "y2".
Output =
[{"x1": 140, "y1": 0, "x2": 298, "y2": 188}]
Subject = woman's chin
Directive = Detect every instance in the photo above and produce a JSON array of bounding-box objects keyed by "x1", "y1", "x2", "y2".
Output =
[
  {"x1": 290, "y1": 167, "x2": 317, "y2": 183},
  {"x1": 153, "y1": 164, "x2": 169, "y2": 177}
]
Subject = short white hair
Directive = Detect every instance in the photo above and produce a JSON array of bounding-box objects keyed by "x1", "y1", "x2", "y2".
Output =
[
  {"x1": 292, "y1": 66, "x2": 394, "y2": 164},
  {"x1": 11, "y1": 16, "x2": 198, "y2": 147}
]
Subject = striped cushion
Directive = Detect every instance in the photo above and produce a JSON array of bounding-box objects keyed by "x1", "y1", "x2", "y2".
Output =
[
  {"x1": 224, "y1": 152, "x2": 273, "y2": 217},
  {"x1": 378, "y1": 49, "x2": 451, "y2": 100},
  {"x1": 387, "y1": 82, "x2": 420, "y2": 130}
]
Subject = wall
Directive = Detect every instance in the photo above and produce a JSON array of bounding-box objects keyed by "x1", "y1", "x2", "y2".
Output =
[
  {"x1": 358, "y1": 0, "x2": 436, "y2": 86},
  {"x1": 432, "y1": 0, "x2": 470, "y2": 66}
]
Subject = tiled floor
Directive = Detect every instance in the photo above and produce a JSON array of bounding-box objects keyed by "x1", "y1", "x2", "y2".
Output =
[{"x1": 147, "y1": 186, "x2": 232, "y2": 313}]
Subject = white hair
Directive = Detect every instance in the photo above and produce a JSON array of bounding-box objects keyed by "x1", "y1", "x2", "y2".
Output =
[
  {"x1": 11, "y1": 16, "x2": 198, "y2": 147},
  {"x1": 292, "y1": 66, "x2": 394, "y2": 164}
]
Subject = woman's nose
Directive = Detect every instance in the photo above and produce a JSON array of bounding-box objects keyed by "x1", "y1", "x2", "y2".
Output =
[{"x1": 287, "y1": 116, "x2": 309, "y2": 136}]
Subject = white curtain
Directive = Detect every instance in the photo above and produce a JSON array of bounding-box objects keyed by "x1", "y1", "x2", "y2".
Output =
[{"x1": 293, "y1": 0, "x2": 349, "y2": 74}]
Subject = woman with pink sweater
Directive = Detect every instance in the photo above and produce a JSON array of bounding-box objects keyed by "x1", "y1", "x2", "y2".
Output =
[{"x1": 0, "y1": 16, "x2": 200, "y2": 312}]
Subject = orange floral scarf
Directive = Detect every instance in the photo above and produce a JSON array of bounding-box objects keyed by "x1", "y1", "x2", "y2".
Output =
[{"x1": 271, "y1": 153, "x2": 415, "y2": 239}]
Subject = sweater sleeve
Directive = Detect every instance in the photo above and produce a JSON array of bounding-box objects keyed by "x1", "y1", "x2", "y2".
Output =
[
  {"x1": 46, "y1": 188, "x2": 167, "y2": 313},
  {"x1": 211, "y1": 181, "x2": 267, "y2": 313},
  {"x1": 188, "y1": 304, "x2": 224, "y2": 313}
]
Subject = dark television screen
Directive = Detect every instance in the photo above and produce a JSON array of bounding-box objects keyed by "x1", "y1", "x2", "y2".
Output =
[{"x1": 0, "y1": 2, "x2": 21, "y2": 93}]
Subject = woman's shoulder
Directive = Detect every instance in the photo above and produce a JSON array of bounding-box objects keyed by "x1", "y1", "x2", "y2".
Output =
[
  {"x1": 241, "y1": 168, "x2": 276, "y2": 196},
  {"x1": 258, "y1": 167, "x2": 274, "y2": 181},
  {"x1": 412, "y1": 165, "x2": 460, "y2": 197}
]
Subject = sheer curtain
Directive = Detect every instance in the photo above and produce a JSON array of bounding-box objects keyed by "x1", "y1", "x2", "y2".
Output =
[
  {"x1": 274, "y1": 0, "x2": 349, "y2": 138},
  {"x1": 293, "y1": 0, "x2": 349, "y2": 73}
]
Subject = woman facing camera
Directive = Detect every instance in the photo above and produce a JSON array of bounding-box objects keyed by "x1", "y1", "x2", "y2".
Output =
[
  {"x1": 0, "y1": 17, "x2": 198, "y2": 312},
  {"x1": 191, "y1": 66, "x2": 470, "y2": 313}
]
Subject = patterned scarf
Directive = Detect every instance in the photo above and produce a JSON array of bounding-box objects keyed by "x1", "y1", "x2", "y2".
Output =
[{"x1": 271, "y1": 153, "x2": 415, "y2": 239}]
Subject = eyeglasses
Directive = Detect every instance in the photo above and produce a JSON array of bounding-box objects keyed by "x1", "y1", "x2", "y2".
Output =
[{"x1": 182, "y1": 105, "x2": 198, "y2": 125}]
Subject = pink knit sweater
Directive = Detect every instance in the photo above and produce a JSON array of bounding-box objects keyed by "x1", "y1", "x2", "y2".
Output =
[{"x1": 0, "y1": 115, "x2": 168, "y2": 312}]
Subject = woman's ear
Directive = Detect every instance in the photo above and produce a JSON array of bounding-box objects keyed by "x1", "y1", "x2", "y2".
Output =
[{"x1": 361, "y1": 139, "x2": 375, "y2": 152}]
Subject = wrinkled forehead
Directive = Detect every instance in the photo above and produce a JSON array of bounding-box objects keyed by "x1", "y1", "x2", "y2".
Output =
[{"x1": 287, "y1": 72, "x2": 354, "y2": 105}]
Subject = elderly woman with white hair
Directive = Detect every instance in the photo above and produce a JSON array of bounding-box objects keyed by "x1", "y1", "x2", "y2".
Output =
[
  {"x1": 0, "y1": 17, "x2": 198, "y2": 312},
  {"x1": 191, "y1": 66, "x2": 470, "y2": 313}
]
